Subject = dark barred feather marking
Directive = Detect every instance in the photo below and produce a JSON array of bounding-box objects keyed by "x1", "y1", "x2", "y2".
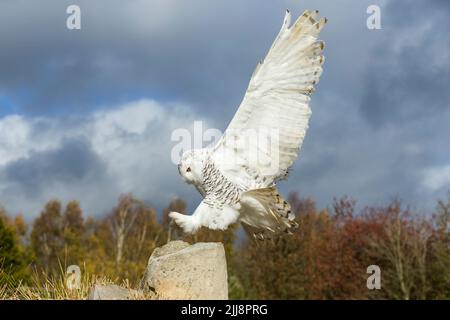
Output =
[
  {"x1": 202, "y1": 156, "x2": 243, "y2": 209},
  {"x1": 241, "y1": 187, "x2": 298, "y2": 240}
]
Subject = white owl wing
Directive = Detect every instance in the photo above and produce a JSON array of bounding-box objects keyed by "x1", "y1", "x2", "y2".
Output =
[{"x1": 212, "y1": 10, "x2": 327, "y2": 189}]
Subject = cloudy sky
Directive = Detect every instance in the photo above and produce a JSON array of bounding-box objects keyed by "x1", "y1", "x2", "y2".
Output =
[{"x1": 0, "y1": 0, "x2": 449, "y2": 218}]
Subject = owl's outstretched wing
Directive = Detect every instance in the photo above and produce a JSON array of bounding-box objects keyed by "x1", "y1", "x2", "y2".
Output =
[{"x1": 212, "y1": 10, "x2": 326, "y2": 189}]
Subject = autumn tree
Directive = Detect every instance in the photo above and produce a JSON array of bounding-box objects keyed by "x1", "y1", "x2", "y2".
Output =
[
  {"x1": 62, "y1": 201, "x2": 85, "y2": 266},
  {"x1": 2, "y1": 190, "x2": 449, "y2": 300},
  {"x1": 104, "y1": 194, "x2": 164, "y2": 283},
  {"x1": 108, "y1": 195, "x2": 140, "y2": 269},
  {"x1": 81, "y1": 217, "x2": 114, "y2": 278},
  {"x1": 427, "y1": 193, "x2": 450, "y2": 299},
  {"x1": 0, "y1": 208, "x2": 30, "y2": 285},
  {"x1": 30, "y1": 199, "x2": 88, "y2": 277},
  {"x1": 30, "y1": 200, "x2": 65, "y2": 275},
  {"x1": 124, "y1": 202, "x2": 164, "y2": 279},
  {"x1": 366, "y1": 200, "x2": 433, "y2": 300}
]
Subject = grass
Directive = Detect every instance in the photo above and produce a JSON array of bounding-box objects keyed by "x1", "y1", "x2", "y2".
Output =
[{"x1": 0, "y1": 266, "x2": 150, "y2": 300}]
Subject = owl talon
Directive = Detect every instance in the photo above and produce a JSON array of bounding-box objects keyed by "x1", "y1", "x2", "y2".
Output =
[{"x1": 169, "y1": 211, "x2": 199, "y2": 234}]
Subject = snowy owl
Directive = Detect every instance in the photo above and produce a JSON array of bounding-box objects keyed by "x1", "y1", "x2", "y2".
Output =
[{"x1": 170, "y1": 10, "x2": 327, "y2": 240}]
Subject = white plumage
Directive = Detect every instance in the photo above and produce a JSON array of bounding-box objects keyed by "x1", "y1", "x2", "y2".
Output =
[{"x1": 170, "y1": 10, "x2": 326, "y2": 239}]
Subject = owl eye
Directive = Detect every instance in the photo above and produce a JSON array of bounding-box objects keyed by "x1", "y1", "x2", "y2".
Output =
[{"x1": 186, "y1": 167, "x2": 191, "y2": 172}]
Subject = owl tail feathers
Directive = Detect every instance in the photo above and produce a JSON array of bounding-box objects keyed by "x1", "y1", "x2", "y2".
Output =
[{"x1": 239, "y1": 187, "x2": 298, "y2": 241}]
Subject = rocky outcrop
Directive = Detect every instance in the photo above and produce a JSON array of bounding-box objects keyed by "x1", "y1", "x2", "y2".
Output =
[
  {"x1": 88, "y1": 241, "x2": 228, "y2": 300},
  {"x1": 88, "y1": 284, "x2": 146, "y2": 300},
  {"x1": 140, "y1": 241, "x2": 228, "y2": 300}
]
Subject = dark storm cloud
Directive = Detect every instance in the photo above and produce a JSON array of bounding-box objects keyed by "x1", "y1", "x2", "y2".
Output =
[
  {"x1": 0, "y1": 0, "x2": 281, "y2": 116},
  {"x1": 1, "y1": 138, "x2": 112, "y2": 198},
  {"x1": 0, "y1": 99, "x2": 209, "y2": 217},
  {"x1": 0, "y1": 0, "x2": 377, "y2": 119},
  {"x1": 285, "y1": 0, "x2": 450, "y2": 211},
  {"x1": 360, "y1": 0, "x2": 450, "y2": 128}
]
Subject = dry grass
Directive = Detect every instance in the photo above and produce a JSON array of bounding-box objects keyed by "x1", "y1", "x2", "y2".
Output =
[{"x1": 0, "y1": 267, "x2": 149, "y2": 300}]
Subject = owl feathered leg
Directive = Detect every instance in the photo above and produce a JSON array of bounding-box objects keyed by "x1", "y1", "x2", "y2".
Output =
[
  {"x1": 169, "y1": 211, "x2": 201, "y2": 234},
  {"x1": 170, "y1": 200, "x2": 240, "y2": 233}
]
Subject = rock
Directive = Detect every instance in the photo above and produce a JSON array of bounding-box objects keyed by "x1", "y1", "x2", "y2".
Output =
[
  {"x1": 88, "y1": 241, "x2": 229, "y2": 300},
  {"x1": 150, "y1": 240, "x2": 191, "y2": 258},
  {"x1": 141, "y1": 240, "x2": 228, "y2": 300},
  {"x1": 88, "y1": 284, "x2": 146, "y2": 300}
]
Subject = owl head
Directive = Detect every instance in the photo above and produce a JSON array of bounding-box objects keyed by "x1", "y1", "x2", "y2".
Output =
[{"x1": 178, "y1": 149, "x2": 209, "y2": 185}]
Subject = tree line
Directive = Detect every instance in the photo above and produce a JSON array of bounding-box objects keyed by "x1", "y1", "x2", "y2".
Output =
[{"x1": 1, "y1": 192, "x2": 449, "y2": 299}]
